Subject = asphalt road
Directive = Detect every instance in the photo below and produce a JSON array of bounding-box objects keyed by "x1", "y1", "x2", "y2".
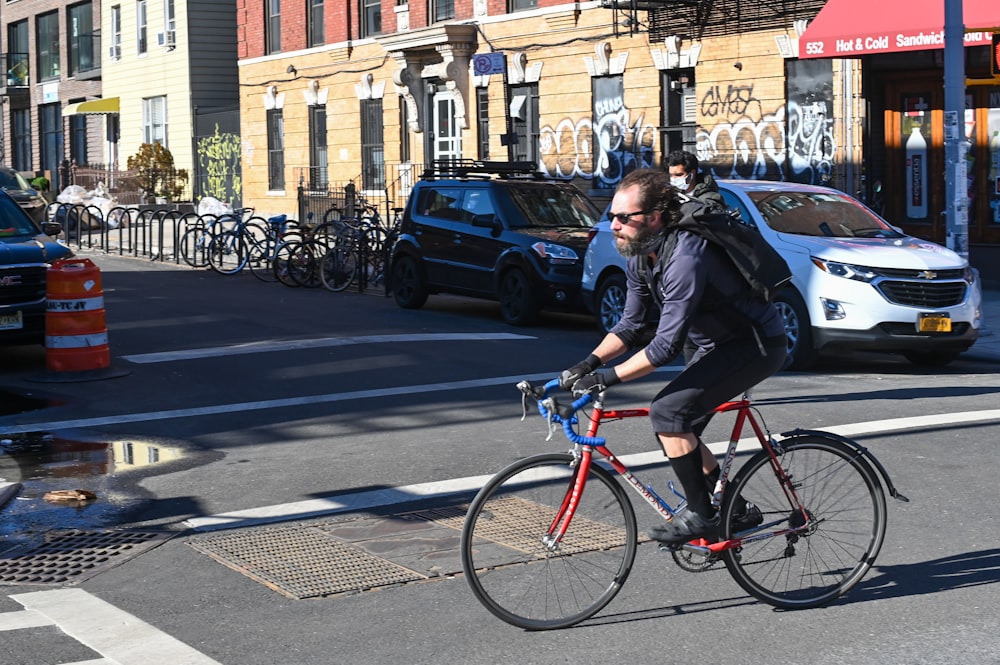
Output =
[{"x1": 1, "y1": 251, "x2": 998, "y2": 665}]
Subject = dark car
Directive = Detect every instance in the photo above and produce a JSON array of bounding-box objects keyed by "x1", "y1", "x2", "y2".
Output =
[
  {"x1": 390, "y1": 161, "x2": 602, "y2": 325},
  {"x1": 0, "y1": 190, "x2": 70, "y2": 345},
  {"x1": 0, "y1": 167, "x2": 49, "y2": 225}
]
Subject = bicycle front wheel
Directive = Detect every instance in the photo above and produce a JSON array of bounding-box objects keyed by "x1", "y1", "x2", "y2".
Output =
[
  {"x1": 461, "y1": 453, "x2": 637, "y2": 630},
  {"x1": 319, "y1": 244, "x2": 358, "y2": 292},
  {"x1": 721, "y1": 435, "x2": 887, "y2": 610}
]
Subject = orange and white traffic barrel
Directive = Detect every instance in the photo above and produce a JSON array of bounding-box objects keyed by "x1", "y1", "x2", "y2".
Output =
[{"x1": 45, "y1": 258, "x2": 111, "y2": 372}]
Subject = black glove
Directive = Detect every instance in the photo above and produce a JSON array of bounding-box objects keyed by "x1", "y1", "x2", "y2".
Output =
[
  {"x1": 572, "y1": 369, "x2": 621, "y2": 397},
  {"x1": 559, "y1": 354, "x2": 602, "y2": 391}
]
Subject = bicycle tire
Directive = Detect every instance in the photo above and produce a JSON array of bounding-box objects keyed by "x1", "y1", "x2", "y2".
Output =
[
  {"x1": 461, "y1": 453, "x2": 637, "y2": 630},
  {"x1": 720, "y1": 435, "x2": 887, "y2": 610},
  {"x1": 179, "y1": 226, "x2": 213, "y2": 268},
  {"x1": 247, "y1": 235, "x2": 278, "y2": 282},
  {"x1": 319, "y1": 245, "x2": 359, "y2": 292},
  {"x1": 207, "y1": 230, "x2": 248, "y2": 275},
  {"x1": 272, "y1": 239, "x2": 301, "y2": 287},
  {"x1": 286, "y1": 240, "x2": 322, "y2": 288}
]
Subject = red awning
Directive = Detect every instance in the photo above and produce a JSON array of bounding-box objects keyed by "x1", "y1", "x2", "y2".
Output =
[{"x1": 798, "y1": 0, "x2": 1000, "y2": 59}]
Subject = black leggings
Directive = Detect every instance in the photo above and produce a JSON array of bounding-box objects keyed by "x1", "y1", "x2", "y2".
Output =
[{"x1": 648, "y1": 334, "x2": 786, "y2": 434}]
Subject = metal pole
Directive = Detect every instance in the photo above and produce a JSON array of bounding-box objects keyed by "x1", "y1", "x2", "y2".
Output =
[{"x1": 943, "y1": 0, "x2": 968, "y2": 259}]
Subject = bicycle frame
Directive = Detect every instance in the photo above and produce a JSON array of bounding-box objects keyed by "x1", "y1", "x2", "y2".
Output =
[{"x1": 523, "y1": 379, "x2": 810, "y2": 556}]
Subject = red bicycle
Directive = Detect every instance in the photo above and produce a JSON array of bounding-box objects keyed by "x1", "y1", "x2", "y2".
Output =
[{"x1": 460, "y1": 378, "x2": 907, "y2": 630}]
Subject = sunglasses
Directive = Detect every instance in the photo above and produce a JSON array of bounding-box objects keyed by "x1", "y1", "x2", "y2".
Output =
[{"x1": 608, "y1": 209, "x2": 654, "y2": 225}]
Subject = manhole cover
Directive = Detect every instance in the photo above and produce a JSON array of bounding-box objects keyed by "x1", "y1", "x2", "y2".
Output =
[
  {"x1": 188, "y1": 523, "x2": 427, "y2": 600},
  {"x1": 0, "y1": 530, "x2": 174, "y2": 585}
]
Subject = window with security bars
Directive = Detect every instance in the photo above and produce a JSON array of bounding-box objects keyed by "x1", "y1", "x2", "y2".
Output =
[
  {"x1": 429, "y1": 0, "x2": 454, "y2": 23},
  {"x1": 267, "y1": 108, "x2": 285, "y2": 190},
  {"x1": 477, "y1": 87, "x2": 490, "y2": 159},
  {"x1": 308, "y1": 0, "x2": 324, "y2": 47},
  {"x1": 360, "y1": 98, "x2": 384, "y2": 190},
  {"x1": 309, "y1": 105, "x2": 328, "y2": 190},
  {"x1": 143, "y1": 96, "x2": 167, "y2": 146}
]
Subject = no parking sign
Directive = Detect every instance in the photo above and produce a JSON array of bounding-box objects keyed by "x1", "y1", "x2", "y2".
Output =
[{"x1": 472, "y1": 53, "x2": 506, "y2": 76}]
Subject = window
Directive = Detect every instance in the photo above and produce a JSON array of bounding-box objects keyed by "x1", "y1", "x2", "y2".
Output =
[
  {"x1": 12, "y1": 109, "x2": 32, "y2": 171},
  {"x1": 308, "y1": 0, "x2": 324, "y2": 47},
  {"x1": 360, "y1": 0, "x2": 381, "y2": 37},
  {"x1": 110, "y1": 6, "x2": 122, "y2": 60},
  {"x1": 164, "y1": 0, "x2": 176, "y2": 33},
  {"x1": 69, "y1": 2, "x2": 96, "y2": 76},
  {"x1": 267, "y1": 0, "x2": 281, "y2": 54},
  {"x1": 509, "y1": 82, "x2": 539, "y2": 163},
  {"x1": 70, "y1": 115, "x2": 88, "y2": 165},
  {"x1": 360, "y1": 98, "x2": 384, "y2": 190},
  {"x1": 399, "y1": 99, "x2": 410, "y2": 163},
  {"x1": 659, "y1": 69, "x2": 696, "y2": 155},
  {"x1": 143, "y1": 96, "x2": 167, "y2": 145},
  {"x1": 137, "y1": 0, "x2": 148, "y2": 55},
  {"x1": 6, "y1": 21, "x2": 29, "y2": 85},
  {"x1": 309, "y1": 104, "x2": 328, "y2": 190},
  {"x1": 477, "y1": 87, "x2": 489, "y2": 160},
  {"x1": 509, "y1": 0, "x2": 537, "y2": 10},
  {"x1": 267, "y1": 109, "x2": 285, "y2": 190},
  {"x1": 430, "y1": 0, "x2": 454, "y2": 23},
  {"x1": 36, "y1": 12, "x2": 60, "y2": 80}
]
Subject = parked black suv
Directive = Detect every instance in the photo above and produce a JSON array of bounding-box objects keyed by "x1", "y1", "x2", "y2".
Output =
[{"x1": 389, "y1": 161, "x2": 602, "y2": 325}]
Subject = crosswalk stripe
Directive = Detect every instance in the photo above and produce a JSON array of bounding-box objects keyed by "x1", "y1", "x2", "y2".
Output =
[{"x1": 10, "y1": 589, "x2": 223, "y2": 665}]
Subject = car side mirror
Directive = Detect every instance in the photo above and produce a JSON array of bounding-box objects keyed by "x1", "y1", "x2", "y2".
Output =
[
  {"x1": 42, "y1": 221, "x2": 62, "y2": 237},
  {"x1": 472, "y1": 214, "x2": 501, "y2": 233}
]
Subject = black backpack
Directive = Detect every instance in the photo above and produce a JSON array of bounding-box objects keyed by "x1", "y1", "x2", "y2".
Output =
[{"x1": 666, "y1": 194, "x2": 793, "y2": 303}]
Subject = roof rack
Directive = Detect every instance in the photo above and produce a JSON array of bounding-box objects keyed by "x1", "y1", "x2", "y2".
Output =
[{"x1": 421, "y1": 159, "x2": 546, "y2": 180}]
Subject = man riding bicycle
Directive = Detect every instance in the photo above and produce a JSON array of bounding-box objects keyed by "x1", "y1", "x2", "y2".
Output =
[{"x1": 561, "y1": 168, "x2": 786, "y2": 545}]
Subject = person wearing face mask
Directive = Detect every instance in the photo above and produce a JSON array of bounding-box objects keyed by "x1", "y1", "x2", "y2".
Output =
[{"x1": 666, "y1": 150, "x2": 724, "y2": 207}]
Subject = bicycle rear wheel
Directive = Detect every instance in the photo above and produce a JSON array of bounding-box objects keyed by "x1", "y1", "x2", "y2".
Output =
[
  {"x1": 319, "y1": 244, "x2": 359, "y2": 292},
  {"x1": 721, "y1": 435, "x2": 887, "y2": 610},
  {"x1": 207, "y1": 230, "x2": 248, "y2": 275},
  {"x1": 461, "y1": 453, "x2": 637, "y2": 630}
]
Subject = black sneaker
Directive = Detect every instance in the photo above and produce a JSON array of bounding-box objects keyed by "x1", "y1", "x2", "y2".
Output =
[
  {"x1": 648, "y1": 509, "x2": 720, "y2": 545},
  {"x1": 730, "y1": 501, "x2": 763, "y2": 533}
]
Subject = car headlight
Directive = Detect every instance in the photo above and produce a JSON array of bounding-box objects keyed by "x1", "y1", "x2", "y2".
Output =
[
  {"x1": 810, "y1": 257, "x2": 877, "y2": 282},
  {"x1": 532, "y1": 242, "x2": 579, "y2": 265}
]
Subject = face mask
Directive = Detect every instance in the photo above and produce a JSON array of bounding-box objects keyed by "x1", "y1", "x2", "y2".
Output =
[{"x1": 670, "y1": 175, "x2": 690, "y2": 190}]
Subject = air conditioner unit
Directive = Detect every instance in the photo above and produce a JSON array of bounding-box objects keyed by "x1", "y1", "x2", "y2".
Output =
[
  {"x1": 156, "y1": 31, "x2": 176, "y2": 48},
  {"x1": 108, "y1": 45, "x2": 121, "y2": 60}
]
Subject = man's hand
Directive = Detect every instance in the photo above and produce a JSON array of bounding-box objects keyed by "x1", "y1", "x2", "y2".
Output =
[
  {"x1": 558, "y1": 353, "x2": 601, "y2": 391},
  {"x1": 572, "y1": 369, "x2": 621, "y2": 397}
]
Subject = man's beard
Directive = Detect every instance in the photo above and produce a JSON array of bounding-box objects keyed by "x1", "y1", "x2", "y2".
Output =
[{"x1": 615, "y1": 223, "x2": 666, "y2": 257}]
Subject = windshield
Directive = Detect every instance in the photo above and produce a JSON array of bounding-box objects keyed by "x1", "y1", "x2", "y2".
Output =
[
  {"x1": 0, "y1": 170, "x2": 31, "y2": 191},
  {"x1": 0, "y1": 194, "x2": 42, "y2": 238},
  {"x1": 505, "y1": 184, "x2": 600, "y2": 229},
  {"x1": 747, "y1": 190, "x2": 903, "y2": 239}
]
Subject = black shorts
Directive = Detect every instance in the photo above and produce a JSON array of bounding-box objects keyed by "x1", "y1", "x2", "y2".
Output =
[{"x1": 648, "y1": 334, "x2": 786, "y2": 434}]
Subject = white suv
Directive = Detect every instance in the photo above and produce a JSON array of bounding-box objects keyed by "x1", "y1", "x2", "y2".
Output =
[{"x1": 581, "y1": 180, "x2": 982, "y2": 369}]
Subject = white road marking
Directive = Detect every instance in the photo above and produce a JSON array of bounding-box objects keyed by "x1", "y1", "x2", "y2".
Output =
[
  {"x1": 185, "y1": 408, "x2": 1000, "y2": 532},
  {"x1": 121, "y1": 332, "x2": 535, "y2": 363},
  {"x1": 10, "y1": 589, "x2": 223, "y2": 665}
]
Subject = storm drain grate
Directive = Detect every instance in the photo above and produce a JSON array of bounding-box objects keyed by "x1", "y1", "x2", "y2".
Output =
[
  {"x1": 188, "y1": 524, "x2": 427, "y2": 600},
  {"x1": 0, "y1": 530, "x2": 174, "y2": 585}
]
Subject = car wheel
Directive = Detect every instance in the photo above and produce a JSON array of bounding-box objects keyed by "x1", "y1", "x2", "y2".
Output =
[
  {"x1": 498, "y1": 268, "x2": 540, "y2": 326},
  {"x1": 595, "y1": 272, "x2": 627, "y2": 335},
  {"x1": 903, "y1": 350, "x2": 960, "y2": 367},
  {"x1": 773, "y1": 289, "x2": 817, "y2": 370},
  {"x1": 391, "y1": 255, "x2": 428, "y2": 309}
]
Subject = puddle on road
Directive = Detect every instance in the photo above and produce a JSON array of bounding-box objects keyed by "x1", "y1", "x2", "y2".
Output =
[{"x1": 0, "y1": 432, "x2": 184, "y2": 548}]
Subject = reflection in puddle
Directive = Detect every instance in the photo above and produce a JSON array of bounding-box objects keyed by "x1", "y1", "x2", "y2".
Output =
[{"x1": 0, "y1": 433, "x2": 183, "y2": 547}]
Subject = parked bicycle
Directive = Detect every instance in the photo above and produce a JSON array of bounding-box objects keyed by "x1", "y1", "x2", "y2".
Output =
[
  {"x1": 318, "y1": 205, "x2": 403, "y2": 293},
  {"x1": 460, "y1": 378, "x2": 907, "y2": 630}
]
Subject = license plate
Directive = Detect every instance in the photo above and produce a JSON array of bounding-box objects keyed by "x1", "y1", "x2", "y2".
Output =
[
  {"x1": 918, "y1": 312, "x2": 951, "y2": 333},
  {"x1": 0, "y1": 311, "x2": 23, "y2": 331}
]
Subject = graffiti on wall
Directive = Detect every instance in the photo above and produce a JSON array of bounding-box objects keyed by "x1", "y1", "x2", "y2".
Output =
[
  {"x1": 196, "y1": 124, "x2": 243, "y2": 205},
  {"x1": 696, "y1": 96, "x2": 835, "y2": 185},
  {"x1": 538, "y1": 81, "x2": 656, "y2": 188}
]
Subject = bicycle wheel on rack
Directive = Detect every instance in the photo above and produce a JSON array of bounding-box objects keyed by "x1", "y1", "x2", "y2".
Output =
[
  {"x1": 319, "y1": 244, "x2": 359, "y2": 292},
  {"x1": 247, "y1": 235, "x2": 278, "y2": 282},
  {"x1": 461, "y1": 453, "x2": 637, "y2": 631},
  {"x1": 720, "y1": 434, "x2": 887, "y2": 610},
  {"x1": 179, "y1": 225, "x2": 213, "y2": 267},
  {"x1": 207, "y1": 230, "x2": 248, "y2": 275}
]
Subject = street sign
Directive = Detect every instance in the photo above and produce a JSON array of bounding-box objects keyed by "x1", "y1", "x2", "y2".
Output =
[{"x1": 472, "y1": 53, "x2": 506, "y2": 76}]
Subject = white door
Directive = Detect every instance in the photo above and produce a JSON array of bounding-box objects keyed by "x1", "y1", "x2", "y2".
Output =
[{"x1": 431, "y1": 90, "x2": 461, "y2": 162}]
